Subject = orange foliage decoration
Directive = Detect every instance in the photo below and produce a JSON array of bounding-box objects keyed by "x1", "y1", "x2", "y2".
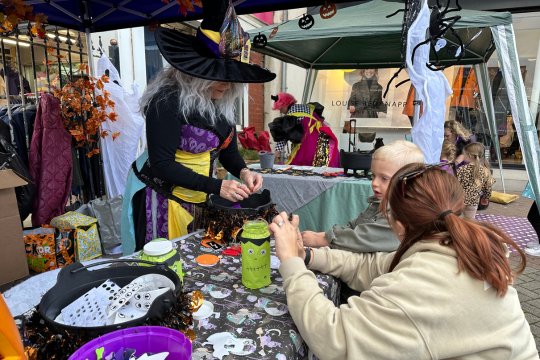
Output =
[
  {"x1": 161, "y1": 0, "x2": 202, "y2": 17},
  {"x1": 50, "y1": 62, "x2": 117, "y2": 157},
  {"x1": 0, "y1": 0, "x2": 47, "y2": 38}
]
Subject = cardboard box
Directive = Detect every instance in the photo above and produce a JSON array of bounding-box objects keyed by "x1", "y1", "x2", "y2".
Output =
[{"x1": 0, "y1": 169, "x2": 29, "y2": 286}]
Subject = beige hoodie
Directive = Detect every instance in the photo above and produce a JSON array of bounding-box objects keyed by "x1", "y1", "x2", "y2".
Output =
[{"x1": 279, "y1": 242, "x2": 538, "y2": 360}]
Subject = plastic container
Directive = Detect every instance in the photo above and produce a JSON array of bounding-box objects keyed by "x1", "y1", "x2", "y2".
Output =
[
  {"x1": 68, "y1": 326, "x2": 191, "y2": 360},
  {"x1": 140, "y1": 238, "x2": 184, "y2": 281},
  {"x1": 239, "y1": 219, "x2": 271, "y2": 289},
  {"x1": 259, "y1": 151, "x2": 275, "y2": 169}
]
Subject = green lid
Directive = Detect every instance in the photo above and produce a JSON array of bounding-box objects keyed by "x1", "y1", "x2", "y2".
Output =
[{"x1": 241, "y1": 219, "x2": 270, "y2": 239}]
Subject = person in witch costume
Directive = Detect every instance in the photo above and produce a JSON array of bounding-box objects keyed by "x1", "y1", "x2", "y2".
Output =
[{"x1": 121, "y1": 0, "x2": 276, "y2": 255}]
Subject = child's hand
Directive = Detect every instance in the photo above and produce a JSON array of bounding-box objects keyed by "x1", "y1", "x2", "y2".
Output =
[
  {"x1": 270, "y1": 212, "x2": 302, "y2": 262},
  {"x1": 301, "y1": 231, "x2": 329, "y2": 248}
]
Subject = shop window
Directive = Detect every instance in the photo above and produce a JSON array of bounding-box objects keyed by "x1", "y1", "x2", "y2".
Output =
[{"x1": 143, "y1": 26, "x2": 163, "y2": 83}]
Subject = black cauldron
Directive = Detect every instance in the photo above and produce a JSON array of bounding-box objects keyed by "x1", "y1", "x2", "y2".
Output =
[
  {"x1": 340, "y1": 149, "x2": 372, "y2": 177},
  {"x1": 39, "y1": 260, "x2": 182, "y2": 335},
  {"x1": 207, "y1": 189, "x2": 273, "y2": 216}
]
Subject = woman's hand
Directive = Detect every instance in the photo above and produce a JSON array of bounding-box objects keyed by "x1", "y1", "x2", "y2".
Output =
[
  {"x1": 220, "y1": 179, "x2": 251, "y2": 202},
  {"x1": 269, "y1": 212, "x2": 304, "y2": 262},
  {"x1": 241, "y1": 169, "x2": 263, "y2": 193},
  {"x1": 349, "y1": 105, "x2": 356, "y2": 114},
  {"x1": 301, "y1": 231, "x2": 329, "y2": 248}
]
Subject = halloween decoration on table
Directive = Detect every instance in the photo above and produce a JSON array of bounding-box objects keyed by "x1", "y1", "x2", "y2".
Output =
[
  {"x1": 298, "y1": 14, "x2": 315, "y2": 30},
  {"x1": 238, "y1": 219, "x2": 271, "y2": 289},
  {"x1": 204, "y1": 332, "x2": 257, "y2": 360},
  {"x1": 340, "y1": 120, "x2": 372, "y2": 178},
  {"x1": 319, "y1": 1, "x2": 337, "y2": 19},
  {"x1": 252, "y1": 33, "x2": 268, "y2": 48},
  {"x1": 140, "y1": 239, "x2": 184, "y2": 281},
  {"x1": 203, "y1": 189, "x2": 276, "y2": 243},
  {"x1": 39, "y1": 260, "x2": 182, "y2": 334}
]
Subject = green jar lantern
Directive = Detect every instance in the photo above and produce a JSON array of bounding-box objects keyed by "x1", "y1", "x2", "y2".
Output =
[
  {"x1": 239, "y1": 219, "x2": 271, "y2": 289},
  {"x1": 140, "y1": 238, "x2": 183, "y2": 282}
]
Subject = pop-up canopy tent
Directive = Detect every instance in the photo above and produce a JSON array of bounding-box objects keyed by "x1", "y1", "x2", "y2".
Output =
[
  {"x1": 250, "y1": 0, "x2": 540, "y2": 205},
  {"x1": 4, "y1": 0, "x2": 361, "y2": 33}
]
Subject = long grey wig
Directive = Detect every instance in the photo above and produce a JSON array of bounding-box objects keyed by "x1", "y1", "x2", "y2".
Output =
[{"x1": 140, "y1": 66, "x2": 243, "y2": 126}]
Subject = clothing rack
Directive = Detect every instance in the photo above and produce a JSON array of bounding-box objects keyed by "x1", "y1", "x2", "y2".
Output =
[{"x1": 0, "y1": 23, "x2": 105, "y2": 207}]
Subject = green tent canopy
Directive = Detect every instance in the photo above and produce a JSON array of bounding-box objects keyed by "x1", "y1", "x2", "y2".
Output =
[{"x1": 249, "y1": 0, "x2": 512, "y2": 69}]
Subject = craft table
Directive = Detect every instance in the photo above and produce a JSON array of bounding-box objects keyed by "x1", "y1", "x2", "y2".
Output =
[
  {"x1": 180, "y1": 231, "x2": 340, "y2": 359},
  {"x1": 228, "y1": 165, "x2": 373, "y2": 232},
  {"x1": 4, "y1": 231, "x2": 340, "y2": 360}
]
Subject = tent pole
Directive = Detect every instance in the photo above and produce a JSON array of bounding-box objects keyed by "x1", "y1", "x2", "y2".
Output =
[
  {"x1": 302, "y1": 68, "x2": 313, "y2": 103},
  {"x1": 491, "y1": 24, "x2": 540, "y2": 249},
  {"x1": 529, "y1": 36, "x2": 540, "y2": 123},
  {"x1": 475, "y1": 63, "x2": 506, "y2": 193},
  {"x1": 85, "y1": 29, "x2": 95, "y2": 76}
]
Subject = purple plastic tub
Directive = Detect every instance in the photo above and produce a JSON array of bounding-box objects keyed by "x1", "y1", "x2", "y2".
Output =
[{"x1": 68, "y1": 326, "x2": 191, "y2": 360}]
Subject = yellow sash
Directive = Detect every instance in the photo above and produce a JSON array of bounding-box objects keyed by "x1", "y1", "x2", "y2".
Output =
[{"x1": 168, "y1": 149, "x2": 213, "y2": 238}]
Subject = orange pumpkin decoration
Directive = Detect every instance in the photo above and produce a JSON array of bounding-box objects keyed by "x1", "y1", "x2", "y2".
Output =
[{"x1": 320, "y1": 1, "x2": 337, "y2": 19}]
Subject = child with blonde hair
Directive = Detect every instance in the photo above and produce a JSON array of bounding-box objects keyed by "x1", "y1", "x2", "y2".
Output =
[
  {"x1": 440, "y1": 140, "x2": 457, "y2": 175},
  {"x1": 302, "y1": 140, "x2": 424, "y2": 253},
  {"x1": 457, "y1": 142, "x2": 494, "y2": 219}
]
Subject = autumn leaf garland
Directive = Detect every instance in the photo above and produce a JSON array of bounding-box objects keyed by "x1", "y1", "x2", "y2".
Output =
[
  {"x1": 52, "y1": 63, "x2": 118, "y2": 156},
  {"x1": 0, "y1": 0, "x2": 47, "y2": 38}
]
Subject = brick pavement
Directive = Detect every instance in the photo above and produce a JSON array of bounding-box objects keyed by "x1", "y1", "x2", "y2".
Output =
[{"x1": 484, "y1": 195, "x2": 540, "y2": 349}]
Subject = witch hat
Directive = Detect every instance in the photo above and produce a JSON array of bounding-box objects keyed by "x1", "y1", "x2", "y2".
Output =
[{"x1": 155, "y1": 0, "x2": 276, "y2": 83}]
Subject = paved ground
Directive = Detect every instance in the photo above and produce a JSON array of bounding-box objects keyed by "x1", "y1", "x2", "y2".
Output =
[{"x1": 483, "y1": 194, "x2": 540, "y2": 349}]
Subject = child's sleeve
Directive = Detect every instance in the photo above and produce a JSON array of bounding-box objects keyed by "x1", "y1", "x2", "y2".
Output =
[{"x1": 325, "y1": 218, "x2": 399, "y2": 253}]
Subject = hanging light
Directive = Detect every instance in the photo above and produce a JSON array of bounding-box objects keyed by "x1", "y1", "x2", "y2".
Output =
[{"x1": 1, "y1": 39, "x2": 30, "y2": 47}]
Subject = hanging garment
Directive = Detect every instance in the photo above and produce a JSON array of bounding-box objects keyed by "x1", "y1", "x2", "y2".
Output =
[
  {"x1": 0, "y1": 134, "x2": 35, "y2": 221},
  {"x1": 96, "y1": 54, "x2": 146, "y2": 198},
  {"x1": 29, "y1": 93, "x2": 72, "y2": 226},
  {"x1": 9, "y1": 105, "x2": 37, "y2": 168}
]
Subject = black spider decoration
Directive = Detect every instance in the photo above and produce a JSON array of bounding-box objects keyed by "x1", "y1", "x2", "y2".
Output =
[{"x1": 411, "y1": 0, "x2": 464, "y2": 71}]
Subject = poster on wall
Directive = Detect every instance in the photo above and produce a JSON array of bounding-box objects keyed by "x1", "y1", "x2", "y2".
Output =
[{"x1": 316, "y1": 68, "x2": 415, "y2": 131}]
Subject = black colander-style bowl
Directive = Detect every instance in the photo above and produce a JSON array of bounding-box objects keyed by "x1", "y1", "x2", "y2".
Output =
[{"x1": 38, "y1": 260, "x2": 182, "y2": 336}]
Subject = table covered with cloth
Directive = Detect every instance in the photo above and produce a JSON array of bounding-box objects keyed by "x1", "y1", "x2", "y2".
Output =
[
  {"x1": 182, "y1": 231, "x2": 340, "y2": 359},
  {"x1": 4, "y1": 231, "x2": 340, "y2": 360},
  {"x1": 229, "y1": 165, "x2": 373, "y2": 231}
]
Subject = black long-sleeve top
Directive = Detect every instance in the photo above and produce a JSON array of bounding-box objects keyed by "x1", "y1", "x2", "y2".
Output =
[{"x1": 145, "y1": 94, "x2": 246, "y2": 196}]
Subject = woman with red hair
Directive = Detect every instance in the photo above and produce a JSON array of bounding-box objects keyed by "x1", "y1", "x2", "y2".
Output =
[{"x1": 270, "y1": 163, "x2": 536, "y2": 359}]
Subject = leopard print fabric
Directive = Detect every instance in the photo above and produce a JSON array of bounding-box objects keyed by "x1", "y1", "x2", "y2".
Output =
[{"x1": 456, "y1": 163, "x2": 494, "y2": 206}]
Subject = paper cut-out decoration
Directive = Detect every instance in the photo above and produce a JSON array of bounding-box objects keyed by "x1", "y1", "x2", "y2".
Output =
[
  {"x1": 320, "y1": 1, "x2": 337, "y2": 19},
  {"x1": 193, "y1": 300, "x2": 214, "y2": 321},
  {"x1": 269, "y1": 27, "x2": 279, "y2": 39},
  {"x1": 107, "y1": 274, "x2": 175, "y2": 319},
  {"x1": 298, "y1": 14, "x2": 315, "y2": 30},
  {"x1": 195, "y1": 254, "x2": 220, "y2": 267},
  {"x1": 204, "y1": 332, "x2": 256, "y2": 360},
  {"x1": 239, "y1": 220, "x2": 271, "y2": 289},
  {"x1": 253, "y1": 33, "x2": 268, "y2": 48}
]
